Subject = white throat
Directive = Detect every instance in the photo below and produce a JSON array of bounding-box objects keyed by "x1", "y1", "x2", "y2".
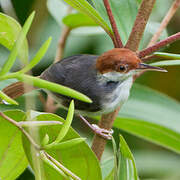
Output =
[{"x1": 97, "y1": 71, "x2": 134, "y2": 83}]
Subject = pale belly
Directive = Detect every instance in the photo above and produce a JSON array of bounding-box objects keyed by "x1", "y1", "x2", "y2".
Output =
[{"x1": 79, "y1": 77, "x2": 133, "y2": 116}]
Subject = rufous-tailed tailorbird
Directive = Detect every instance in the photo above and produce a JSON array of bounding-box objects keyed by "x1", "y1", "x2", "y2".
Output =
[{"x1": 2, "y1": 48, "x2": 167, "y2": 139}]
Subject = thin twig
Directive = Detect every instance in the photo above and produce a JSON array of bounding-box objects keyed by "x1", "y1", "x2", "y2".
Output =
[
  {"x1": 125, "y1": 0, "x2": 156, "y2": 51},
  {"x1": 103, "y1": 0, "x2": 123, "y2": 48},
  {"x1": 55, "y1": 27, "x2": 71, "y2": 63},
  {"x1": 43, "y1": 151, "x2": 81, "y2": 180},
  {"x1": 0, "y1": 112, "x2": 40, "y2": 150},
  {"x1": 148, "y1": 0, "x2": 180, "y2": 47},
  {"x1": 138, "y1": 32, "x2": 180, "y2": 58},
  {"x1": 18, "y1": 121, "x2": 62, "y2": 127}
]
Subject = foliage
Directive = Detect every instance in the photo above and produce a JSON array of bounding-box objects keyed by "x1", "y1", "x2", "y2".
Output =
[{"x1": 0, "y1": 0, "x2": 180, "y2": 179}]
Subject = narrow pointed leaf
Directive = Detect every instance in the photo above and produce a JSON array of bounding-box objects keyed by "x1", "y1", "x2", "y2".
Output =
[
  {"x1": 55, "y1": 100, "x2": 74, "y2": 142},
  {"x1": 0, "y1": 12, "x2": 35, "y2": 76},
  {"x1": 42, "y1": 134, "x2": 50, "y2": 146},
  {"x1": 0, "y1": 90, "x2": 18, "y2": 105},
  {"x1": 62, "y1": 0, "x2": 112, "y2": 36},
  {"x1": 111, "y1": 138, "x2": 118, "y2": 179},
  {"x1": 150, "y1": 60, "x2": 180, "y2": 67},
  {"x1": 19, "y1": 37, "x2": 52, "y2": 74},
  {"x1": 16, "y1": 74, "x2": 92, "y2": 103},
  {"x1": 0, "y1": 12, "x2": 28, "y2": 64},
  {"x1": 154, "y1": 52, "x2": 180, "y2": 59},
  {"x1": 118, "y1": 135, "x2": 138, "y2": 180},
  {"x1": 62, "y1": 13, "x2": 98, "y2": 29}
]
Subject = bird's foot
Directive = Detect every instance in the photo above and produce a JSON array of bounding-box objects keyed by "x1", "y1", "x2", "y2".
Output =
[
  {"x1": 92, "y1": 124, "x2": 113, "y2": 140},
  {"x1": 79, "y1": 114, "x2": 113, "y2": 140}
]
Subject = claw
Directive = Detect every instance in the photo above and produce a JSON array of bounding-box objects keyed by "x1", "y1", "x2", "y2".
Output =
[
  {"x1": 78, "y1": 114, "x2": 113, "y2": 140},
  {"x1": 92, "y1": 124, "x2": 113, "y2": 140}
]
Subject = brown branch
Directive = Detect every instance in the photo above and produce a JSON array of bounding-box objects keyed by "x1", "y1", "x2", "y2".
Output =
[
  {"x1": 91, "y1": 0, "x2": 156, "y2": 162},
  {"x1": 91, "y1": 107, "x2": 120, "y2": 160},
  {"x1": 148, "y1": 0, "x2": 180, "y2": 47},
  {"x1": 103, "y1": 0, "x2": 123, "y2": 48},
  {"x1": 125, "y1": 0, "x2": 156, "y2": 51},
  {"x1": 138, "y1": 32, "x2": 180, "y2": 58},
  {"x1": 54, "y1": 27, "x2": 71, "y2": 63}
]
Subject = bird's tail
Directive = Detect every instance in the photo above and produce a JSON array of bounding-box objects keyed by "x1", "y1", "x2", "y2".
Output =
[{"x1": 2, "y1": 81, "x2": 35, "y2": 99}]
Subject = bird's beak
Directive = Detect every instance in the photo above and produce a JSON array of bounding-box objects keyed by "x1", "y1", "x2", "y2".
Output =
[{"x1": 137, "y1": 63, "x2": 167, "y2": 72}]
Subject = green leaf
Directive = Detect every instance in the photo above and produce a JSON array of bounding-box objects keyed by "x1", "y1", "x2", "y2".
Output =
[
  {"x1": 154, "y1": 52, "x2": 180, "y2": 59},
  {"x1": 42, "y1": 134, "x2": 50, "y2": 146},
  {"x1": 71, "y1": 26, "x2": 105, "y2": 36},
  {"x1": 104, "y1": 169, "x2": 114, "y2": 180},
  {"x1": 0, "y1": 12, "x2": 28, "y2": 64},
  {"x1": 0, "y1": 12, "x2": 35, "y2": 76},
  {"x1": 114, "y1": 117, "x2": 180, "y2": 154},
  {"x1": 22, "y1": 111, "x2": 102, "y2": 180},
  {"x1": 62, "y1": 0, "x2": 113, "y2": 36},
  {"x1": 111, "y1": 138, "x2": 118, "y2": 179},
  {"x1": 135, "y1": 150, "x2": 180, "y2": 176},
  {"x1": 118, "y1": 135, "x2": 138, "y2": 180},
  {"x1": 47, "y1": 0, "x2": 69, "y2": 26},
  {"x1": 93, "y1": 84, "x2": 180, "y2": 154},
  {"x1": 19, "y1": 37, "x2": 52, "y2": 74},
  {"x1": 45, "y1": 138, "x2": 86, "y2": 150},
  {"x1": 39, "y1": 151, "x2": 69, "y2": 179},
  {"x1": 92, "y1": 0, "x2": 138, "y2": 43},
  {"x1": 0, "y1": 110, "x2": 28, "y2": 180},
  {"x1": 0, "y1": 90, "x2": 18, "y2": 105},
  {"x1": 150, "y1": 60, "x2": 180, "y2": 67},
  {"x1": 55, "y1": 100, "x2": 74, "y2": 142},
  {"x1": 115, "y1": 84, "x2": 180, "y2": 154},
  {"x1": 101, "y1": 157, "x2": 114, "y2": 180},
  {"x1": 16, "y1": 74, "x2": 92, "y2": 103},
  {"x1": 46, "y1": 100, "x2": 74, "y2": 148},
  {"x1": 62, "y1": 13, "x2": 98, "y2": 29}
]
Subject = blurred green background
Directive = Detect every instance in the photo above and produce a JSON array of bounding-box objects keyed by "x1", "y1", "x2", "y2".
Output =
[{"x1": 0, "y1": 0, "x2": 180, "y2": 179}]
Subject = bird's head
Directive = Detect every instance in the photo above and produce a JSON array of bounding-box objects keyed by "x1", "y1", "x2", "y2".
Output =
[{"x1": 96, "y1": 48, "x2": 166, "y2": 81}]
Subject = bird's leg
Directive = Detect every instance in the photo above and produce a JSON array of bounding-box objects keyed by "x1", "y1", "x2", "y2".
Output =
[{"x1": 78, "y1": 115, "x2": 113, "y2": 140}]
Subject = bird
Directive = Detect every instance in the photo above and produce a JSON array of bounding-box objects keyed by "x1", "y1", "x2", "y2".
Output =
[{"x1": 2, "y1": 48, "x2": 167, "y2": 139}]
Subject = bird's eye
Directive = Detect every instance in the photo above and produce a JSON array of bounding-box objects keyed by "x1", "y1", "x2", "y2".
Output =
[{"x1": 119, "y1": 65, "x2": 126, "y2": 72}]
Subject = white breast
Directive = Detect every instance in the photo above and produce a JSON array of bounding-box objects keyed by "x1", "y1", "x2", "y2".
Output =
[{"x1": 101, "y1": 76, "x2": 133, "y2": 114}]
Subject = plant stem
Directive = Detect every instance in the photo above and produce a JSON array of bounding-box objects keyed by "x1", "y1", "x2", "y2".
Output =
[
  {"x1": 18, "y1": 120, "x2": 62, "y2": 127},
  {"x1": 125, "y1": 0, "x2": 156, "y2": 51},
  {"x1": 148, "y1": 0, "x2": 180, "y2": 47},
  {"x1": 0, "y1": 112, "x2": 41, "y2": 150},
  {"x1": 138, "y1": 32, "x2": 180, "y2": 58},
  {"x1": 103, "y1": 0, "x2": 123, "y2": 48},
  {"x1": 91, "y1": 0, "x2": 156, "y2": 162},
  {"x1": 55, "y1": 26, "x2": 71, "y2": 63}
]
